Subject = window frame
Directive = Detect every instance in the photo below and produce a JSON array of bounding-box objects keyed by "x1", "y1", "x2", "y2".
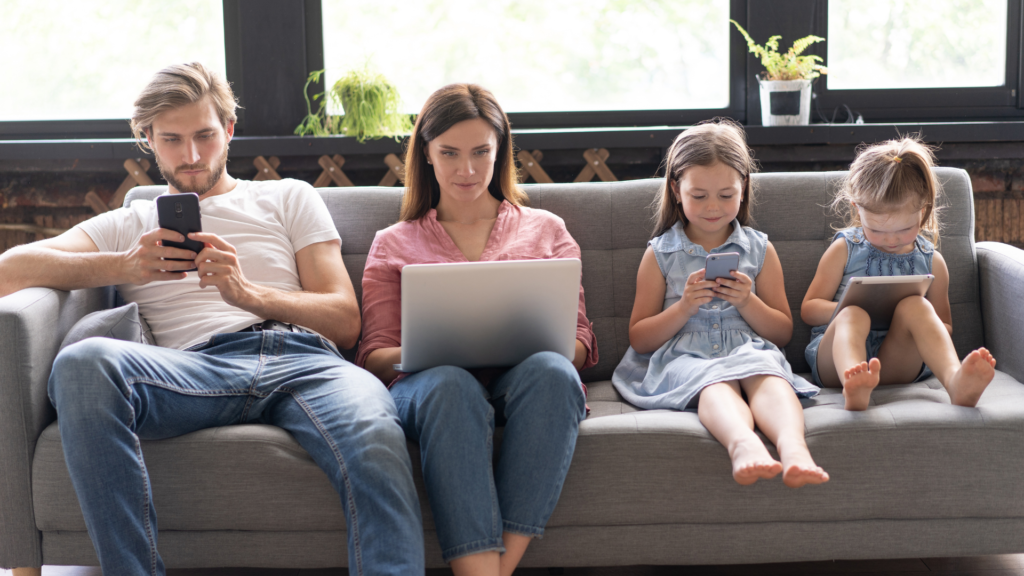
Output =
[{"x1": 3, "y1": 0, "x2": 1024, "y2": 140}]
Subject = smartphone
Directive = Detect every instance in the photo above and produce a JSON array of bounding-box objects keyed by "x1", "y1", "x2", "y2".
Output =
[
  {"x1": 155, "y1": 193, "x2": 204, "y2": 272},
  {"x1": 705, "y1": 252, "x2": 740, "y2": 281}
]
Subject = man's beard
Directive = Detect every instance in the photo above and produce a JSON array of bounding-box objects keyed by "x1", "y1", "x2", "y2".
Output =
[{"x1": 157, "y1": 145, "x2": 229, "y2": 196}]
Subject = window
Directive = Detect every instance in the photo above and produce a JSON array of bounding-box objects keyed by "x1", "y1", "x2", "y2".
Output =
[
  {"x1": 827, "y1": 0, "x2": 1007, "y2": 90},
  {"x1": 814, "y1": 0, "x2": 1022, "y2": 121},
  {"x1": 321, "y1": 0, "x2": 736, "y2": 127},
  {"x1": 1, "y1": 0, "x2": 226, "y2": 122}
]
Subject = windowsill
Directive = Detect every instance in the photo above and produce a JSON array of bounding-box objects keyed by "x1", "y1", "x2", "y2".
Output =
[{"x1": 0, "y1": 121, "x2": 1022, "y2": 160}]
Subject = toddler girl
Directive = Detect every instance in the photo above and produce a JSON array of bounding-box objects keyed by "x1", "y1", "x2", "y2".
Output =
[
  {"x1": 613, "y1": 119, "x2": 827, "y2": 488},
  {"x1": 801, "y1": 137, "x2": 996, "y2": 410}
]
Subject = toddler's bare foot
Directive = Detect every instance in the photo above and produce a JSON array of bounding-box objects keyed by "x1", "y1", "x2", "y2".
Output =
[
  {"x1": 730, "y1": 438, "x2": 782, "y2": 486},
  {"x1": 843, "y1": 358, "x2": 881, "y2": 411},
  {"x1": 947, "y1": 348, "x2": 996, "y2": 407}
]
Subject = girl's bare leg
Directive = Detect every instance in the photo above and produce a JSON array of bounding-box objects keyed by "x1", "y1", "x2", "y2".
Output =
[
  {"x1": 817, "y1": 305, "x2": 880, "y2": 410},
  {"x1": 697, "y1": 381, "x2": 782, "y2": 485},
  {"x1": 499, "y1": 532, "x2": 531, "y2": 576},
  {"x1": 741, "y1": 374, "x2": 829, "y2": 488},
  {"x1": 876, "y1": 295, "x2": 996, "y2": 407}
]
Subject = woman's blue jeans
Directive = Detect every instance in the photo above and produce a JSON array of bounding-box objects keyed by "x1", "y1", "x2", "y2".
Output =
[
  {"x1": 389, "y1": 351, "x2": 587, "y2": 563},
  {"x1": 47, "y1": 331, "x2": 424, "y2": 576}
]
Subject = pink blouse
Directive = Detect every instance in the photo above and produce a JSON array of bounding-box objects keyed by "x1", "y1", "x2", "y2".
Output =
[{"x1": 356, "y1": 201, "x2": 599, "y2": 382}]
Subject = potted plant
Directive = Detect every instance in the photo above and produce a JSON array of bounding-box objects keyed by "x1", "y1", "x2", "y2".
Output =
[
  {"x1": 295, "y1": 65, "x2": 414, "y2": 142},
  {"x1": 730, "y1": 20, "x2": 827, "y2": 126}
]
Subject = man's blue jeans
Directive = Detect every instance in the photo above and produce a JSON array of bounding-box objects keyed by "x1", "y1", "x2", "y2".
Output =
[
  {"x1": 47, "y1": 331, "x2": 424, "y2": 576},
  {"x1": 389, "y1": 351, "x2": 587, "y2": 563}
]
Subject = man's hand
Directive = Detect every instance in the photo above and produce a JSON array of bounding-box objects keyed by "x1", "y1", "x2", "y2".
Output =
[
  {"x1": 190, "y1": 232, "x2": 262, "y2": 308},
  {"x1": 124, "y1": 228, "x2": 196, "y2": 285}
]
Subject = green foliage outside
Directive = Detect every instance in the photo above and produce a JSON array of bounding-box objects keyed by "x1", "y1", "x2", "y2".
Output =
[
  {"x1": 295, "y1": 66, "x2": 414, "y2": 141},
  {"x1": 730, "y1": 20, "x2": 827, "y2": 82}
]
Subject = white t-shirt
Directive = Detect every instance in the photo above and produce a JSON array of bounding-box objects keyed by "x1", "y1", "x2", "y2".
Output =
[{"x1": 77, "y1": 179, "x2": 341, "y2": 350}]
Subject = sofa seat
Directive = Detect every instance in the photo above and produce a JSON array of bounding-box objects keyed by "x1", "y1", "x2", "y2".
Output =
[{"x1": 34, "y1": 372, "x2": 1024, "y2": 553}]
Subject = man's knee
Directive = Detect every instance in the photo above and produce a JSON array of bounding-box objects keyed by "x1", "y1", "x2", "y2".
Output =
[
  {"x1": 48, "y1": 338, "x2": 128, "y2": 414},
  {"x1": 407, "y1": 365, "x2": 490, "y2": 418}
]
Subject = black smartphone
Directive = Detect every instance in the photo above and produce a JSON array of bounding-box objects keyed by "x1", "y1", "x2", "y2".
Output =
[{"x1": 155, "y1": 193, "x2": 204, "y2": 272}]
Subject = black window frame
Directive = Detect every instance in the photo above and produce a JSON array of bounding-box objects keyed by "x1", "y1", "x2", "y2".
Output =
[
  {"x1": 811, "y1": 0, "x2": 1024, "y2": 122},
  {"x1": 3, "y1": 0, "x2": 1024, "y2": 140}
]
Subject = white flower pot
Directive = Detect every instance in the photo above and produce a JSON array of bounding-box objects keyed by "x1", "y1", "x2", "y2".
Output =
[{"x1": 758, "y1": 78, "x2": 812, "y2": 126}]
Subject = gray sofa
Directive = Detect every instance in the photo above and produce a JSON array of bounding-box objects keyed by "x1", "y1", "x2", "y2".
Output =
[{"x1": 4, "y1": 168, "x2": 1024, "y2": 569}]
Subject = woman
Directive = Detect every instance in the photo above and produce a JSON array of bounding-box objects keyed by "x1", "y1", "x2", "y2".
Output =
[{"x1": 357, "y1": 83, "x2": 598, "y2": 575}]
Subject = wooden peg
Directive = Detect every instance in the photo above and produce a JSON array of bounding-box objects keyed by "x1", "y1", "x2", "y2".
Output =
[
  {"x1": 314, "y1": 155, "x2": 355, "y2": 187},
  {"x1": 517, "y1": 150, "x2": 553, "y2": 184},
  {"x1": 109, "y1": 158, "x2": 153, "y2": 209},
  {"x1": 85, "y1": 191, "x2": 109, "y2": 214},
  {"x1": 253, "y1": 156, "x2": 282, "y2": 181},
  {"x1": 574, "y1": 148, "x2": 617, "y2": 183},
  {"x1": 379, "y1": 153, "x2": 406, "y2": 186}
]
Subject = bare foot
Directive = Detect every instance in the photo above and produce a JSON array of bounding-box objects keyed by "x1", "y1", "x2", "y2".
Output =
[
  {"x1": 842, "y1": 358, "x2": 881, "y2": 411},
  {"x1": 946, "y1": 348, "x2": 996, "y2": 407},
  {"x1": 730, "y1": 437, "x2": 783, "y2": 485},
  {"x1": 782, "y1": 460, "x2": 830, "y2": 488}
]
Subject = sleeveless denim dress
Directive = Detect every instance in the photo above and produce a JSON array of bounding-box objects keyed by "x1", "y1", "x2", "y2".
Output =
[
  {"x1": 804, "y1": 227, "x2": 935, "y2": 386},
  {"x1": 612, "y1": 220, "x2": 818, "y2": 410}
]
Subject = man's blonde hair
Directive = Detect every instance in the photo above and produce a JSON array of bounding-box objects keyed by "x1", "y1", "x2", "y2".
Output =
[{"x1": 130, "y1": 62, "x2": 238, "y2": 151}]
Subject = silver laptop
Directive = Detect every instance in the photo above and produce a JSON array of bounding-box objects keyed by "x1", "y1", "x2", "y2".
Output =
[{"x1": 397, "y1": 258, "x2": 581, "y2": 373}]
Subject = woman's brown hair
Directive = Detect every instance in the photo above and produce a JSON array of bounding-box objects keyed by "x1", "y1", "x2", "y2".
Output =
[
  {"x1": 399, "y1": 84, "x2": 528, "y2": 222},
  {"x1": 653, "y1": 118, "x2": 757, "y2": 238},
  {"x1": 832, "y1": 136, "x2": 941, "y2": 244}
]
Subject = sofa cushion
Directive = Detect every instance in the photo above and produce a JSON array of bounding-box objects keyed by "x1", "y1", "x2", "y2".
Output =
[
  {"x1": 34, "y1": 370, "x2": 1024, "y2": 533},
  {"x1": 58, "y1": 302, "x2": 155, "y2": 351}
]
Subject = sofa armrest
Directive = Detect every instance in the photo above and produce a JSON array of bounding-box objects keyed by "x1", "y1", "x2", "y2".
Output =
[
  {"x1": 0, "y1": 286, "x2": 111, "y2": 569},
  {"x1": 977, "y1": 242, "x2": 1024, "y2": 383}
]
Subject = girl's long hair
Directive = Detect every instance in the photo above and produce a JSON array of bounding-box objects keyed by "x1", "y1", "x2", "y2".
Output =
[{"x1": 653, "y1": 118, "x2": 757, "y2": 238}]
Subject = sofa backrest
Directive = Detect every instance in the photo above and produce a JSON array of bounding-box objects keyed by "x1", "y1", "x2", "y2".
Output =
[{"x1": 124, "y1": 167, "x2": 982, "y2": 382}]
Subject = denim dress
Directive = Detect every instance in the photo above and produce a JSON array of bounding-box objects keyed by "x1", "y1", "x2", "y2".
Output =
[
  {"x1": 612, "y1": 220, "x2": 818, "y2": 410},
  {"x1": 804, "y1": 227, "x2": 935, "y2": 385}
]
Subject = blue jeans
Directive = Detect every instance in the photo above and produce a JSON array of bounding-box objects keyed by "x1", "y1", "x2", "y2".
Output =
[
  {"x1": 389, "y1": 351, "x2": 587, "y2": 563},
  {"x1": 47, "y1": 331, "x2": 423, "y2": 576}
]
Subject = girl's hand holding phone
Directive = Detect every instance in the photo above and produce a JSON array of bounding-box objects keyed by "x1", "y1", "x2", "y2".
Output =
[
  {"x1": 712, "y1": 271, "x2": 753, "y2": 309},
  {"x1": 678, "y1": 269, "x2": 717, "y2": 317}
]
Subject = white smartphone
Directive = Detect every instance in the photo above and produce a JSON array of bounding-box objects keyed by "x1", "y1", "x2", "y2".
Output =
[{"x1": 705, "y1": 252, "x2": 740, "y2": 281}]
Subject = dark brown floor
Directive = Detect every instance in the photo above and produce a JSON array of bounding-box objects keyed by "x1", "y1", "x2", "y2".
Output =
[{"x1": 4, "y1": 555, "x2": 1024, "y2": 576}]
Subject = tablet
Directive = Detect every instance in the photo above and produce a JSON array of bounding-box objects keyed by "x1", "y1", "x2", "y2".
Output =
[
  {"x1": 829, "y1": 274, "x2": 934, "y2": 330},
  {"x1": 397, "y1": 258, "x2": 581, "y2": 373}
]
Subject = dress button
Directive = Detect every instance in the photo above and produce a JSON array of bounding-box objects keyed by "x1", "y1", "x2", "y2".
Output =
[
  {"x1": 713, "y1": 344, "x2": 720, "y2": 350},
  {"x1": 713, "y1": 323, "x2": 719, "y2": 329},
  {"x1": 712, "y1": 304, "x2": 719, "y2": 309},
  {"x1": 689, "y1": 249, "x2": 695, "y2": 254}
]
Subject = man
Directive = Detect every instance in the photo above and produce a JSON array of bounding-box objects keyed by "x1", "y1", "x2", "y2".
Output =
[{"x1": 0, "y1": 62, "x2": 423, "y2": 575}]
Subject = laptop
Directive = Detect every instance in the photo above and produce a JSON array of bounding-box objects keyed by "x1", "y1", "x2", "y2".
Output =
[{"x1": 397, "y1": 258, "x2": 581, "y2": 373}]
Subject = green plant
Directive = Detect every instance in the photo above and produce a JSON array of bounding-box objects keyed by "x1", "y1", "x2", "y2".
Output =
[
  {"x1": 730, "y1": 20, "x2": 827, "y2": 81},
  {"x1": 294, "y1": 66, "x2": 414, "y2": 142}
]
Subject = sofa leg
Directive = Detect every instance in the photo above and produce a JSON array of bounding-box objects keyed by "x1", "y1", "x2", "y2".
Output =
[{"x1": 12, "y1": 568, "x2": 42, "y2": 576}]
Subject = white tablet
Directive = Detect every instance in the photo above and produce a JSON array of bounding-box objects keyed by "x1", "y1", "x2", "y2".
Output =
[
  {"x1": 397, "y1": 258, "x2": 581, "y2": 373},
  {"x1": 829, "y1": 274, "x2": 934, "y2": 330}
]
